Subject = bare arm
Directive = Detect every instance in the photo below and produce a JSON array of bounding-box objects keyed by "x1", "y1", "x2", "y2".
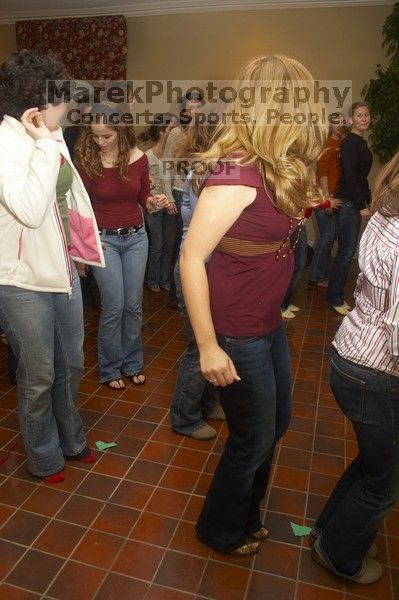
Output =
[
  {"x1": 180, "y1": 184, "x2": 256, "y2": 386},
  {"x1": 319, "y1": 175, "x2": 329, "y2": 198}
]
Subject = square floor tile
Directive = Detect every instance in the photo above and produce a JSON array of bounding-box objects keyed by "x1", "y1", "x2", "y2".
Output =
[
  {"x1": 71, "y1": 529, "x2": 124, "y2": 569},
  {"x1": 33, "y1": 520, "x2": 85, "y2": 557},
  {"x1": 0, "y1": 510, "x2": 48, "y2": 546},
  {"x1": 92, "y1": 503, "x2": 140, "y2": 537},
  {"x1": 198, "y1": 560, "x2": 250, "y2": 600},
  {"x1": 6, "y1": 549, "x2": 64, "y2": 593},
  {"x1": 154, "y1": 550, "x2": 206, "y2": 593},
  {"x1": 47, "y1": 560, "x2": 105, "y2": 599},
  {"x1": 95, "y1": 573, "x2": 149, "y2": 600},
  {"x1": 131, "y1": 512, "x2": 178, "y2": 546},
  {"x1": 110, "y1": 480, "x2": 154, "y2": 510},
  {"x1": 113, "y1": 539, "x2": 164, "y2": 580},
  {"x1": 246, "y1": 571, "x2": 296, "y2": 600}
]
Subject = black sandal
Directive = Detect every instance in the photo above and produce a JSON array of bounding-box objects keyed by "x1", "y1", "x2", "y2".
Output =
[{"x1": 130, "y1": 372, "x2": 146, "y2": 386}]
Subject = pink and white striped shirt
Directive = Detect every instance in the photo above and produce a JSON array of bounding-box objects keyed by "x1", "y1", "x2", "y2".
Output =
[{"x1": 334, "y1": 211, "x2": 399, "y2": 376}]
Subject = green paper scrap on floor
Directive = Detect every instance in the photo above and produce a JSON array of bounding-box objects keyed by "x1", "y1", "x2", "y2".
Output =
[
  {"x1": 290, "y1": 522, "x2": 312, "y2": 537},
  {"x1": 95, "y1": 441, "x2": 117, "y2": 451}
]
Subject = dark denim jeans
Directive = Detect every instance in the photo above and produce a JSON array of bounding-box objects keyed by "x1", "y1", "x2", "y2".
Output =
[
  {"x1": 281, "y1": 226, "x2": 308, "y2": 310},
  {"x1": 145, "y1": 209, "x2": 177, "y2": 288},
  {"x1": 309, "y1": 210, "x2": 336, "y2": 283},
  {"x1": 326, "y1": 201, "x2": 361, "y2": 306},
  {"x1": 315, "y1": 349, "x2": 399, "y2": 577},
  {"x1": 196, "y1": 323, "x2": 292, "y2": 552},
  {"x1": 170, "y1": 260, "x2": 216, "y2": 434},
  {"x1": 168, "y1": 189, "x2": 183, "y2": 304}
]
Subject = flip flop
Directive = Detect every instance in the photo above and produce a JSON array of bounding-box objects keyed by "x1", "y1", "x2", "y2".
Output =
[
  {"x1": 130, "y1": 372, "x2": 146, "y2": 386},
  {"x1": 104, "y1": 378, "x2": 125, "y2": 390}
]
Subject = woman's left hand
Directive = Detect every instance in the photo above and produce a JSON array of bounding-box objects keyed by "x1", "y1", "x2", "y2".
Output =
[{"x1": 75, "y1": 261, "x2": 88, "y2": 277}]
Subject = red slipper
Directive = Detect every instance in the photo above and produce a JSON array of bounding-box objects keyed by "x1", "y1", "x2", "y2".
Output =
[
  {"x1": 43, "y1": 470, "x2": 65, "y2": 484},
  {"x1": 65, "y1": 447, "x2": 96, "y2": 463}
]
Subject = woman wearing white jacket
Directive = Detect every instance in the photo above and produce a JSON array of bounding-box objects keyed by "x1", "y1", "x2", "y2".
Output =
[{"x1": 0, "y1": 50, "x2": 105, "y2": 483}]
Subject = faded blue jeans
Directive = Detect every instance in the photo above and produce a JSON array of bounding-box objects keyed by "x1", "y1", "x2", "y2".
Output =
[
  {"x1": 92, "y1": 227, "x2": 148, "y2": 383},
  {"x1": 170, "y1": 260, "x2": 216, "y2": 434},
  {"x1": 145, "y1": 209, "x2": 176, "y2": 289},
  {"x1": 0, "y1": 266, "x2": 86, "y2": 477},
  {"x1": 315, "y1": 349, "x2": 399, "y2": 577},
  {"x1": 196, "y1": 323, "x2": 292, "y2": 552}
]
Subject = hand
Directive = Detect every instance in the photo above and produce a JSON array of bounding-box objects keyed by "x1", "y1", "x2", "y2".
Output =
[
  {"x1": 153, "y1": 194, "x2": 170, "y2": 210},
  {"x1": 200, "y1": 345, "x2": 241, "y2": 387},
  {"x1": 360, "y1": 207, "x2": 371, "y2": 218},
  {"x1": 20, "y1": 108, "x2": 52, "y2": 140},
  {"x1": 75, "y1": 261, "x2": 88, "y2": 277},
  {"x1": 166, "y1": 202, "x2": 178, "y2": 215},
  {"x1": 328, "y1": 197, "x2": 342, "y2": 210}
]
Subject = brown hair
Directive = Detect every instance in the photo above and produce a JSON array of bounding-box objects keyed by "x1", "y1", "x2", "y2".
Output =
[
  {"x1": 138, "y1": 112, "x2": 176, "y2": 144},
  {"x1": 74, "y1": 104, "x2": 136, "y2": 182},
  {"x1": 174, "y1": 113, "x2": 220, "y2": 187},
  {"x1": 371, "y1": 151, "x2": 399, "y2": 217}
]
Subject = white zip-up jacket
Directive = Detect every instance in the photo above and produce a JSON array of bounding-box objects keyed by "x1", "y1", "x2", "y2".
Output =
[{"x1": 0, "y1": 115, "x2": 105, "y2": 293}]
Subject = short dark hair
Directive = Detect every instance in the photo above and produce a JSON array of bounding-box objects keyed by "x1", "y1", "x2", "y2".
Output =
[
  {"x1": 350, "y1": 101, "x2": 371, "y2": 117},
  {"x1": 0, "y1": 49, "x2": 70, "y2": 120}
]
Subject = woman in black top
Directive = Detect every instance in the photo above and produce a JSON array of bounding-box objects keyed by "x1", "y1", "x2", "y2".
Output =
[{"x1": 326, "y1": 102, "x2": 372, "y2": 315}]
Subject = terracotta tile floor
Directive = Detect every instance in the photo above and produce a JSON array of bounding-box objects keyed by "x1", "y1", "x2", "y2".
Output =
[{"x1": 0, "y1": 268, "x2": 398, "y2": 600}]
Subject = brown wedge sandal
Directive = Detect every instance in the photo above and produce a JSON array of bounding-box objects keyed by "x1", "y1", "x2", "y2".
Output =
[
  {"x1": 230, "y1": 540, "x2": 259, "y2": 556},
  {"x1": 249, "y1": 527, "x2": 269, "y2": 541}
]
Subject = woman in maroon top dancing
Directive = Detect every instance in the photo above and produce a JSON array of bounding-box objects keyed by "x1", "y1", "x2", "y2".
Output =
[
  {"x1": 180, "y1": 55, "x2": 327, "y2": 555},
  {"x1": 76, "y1": 104, "x2": 169, "y2": 389}
]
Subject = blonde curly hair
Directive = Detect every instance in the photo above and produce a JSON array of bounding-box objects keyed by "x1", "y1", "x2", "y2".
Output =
[{"x1": 195, "y1": 55, "x2": 327, "y2": 216}]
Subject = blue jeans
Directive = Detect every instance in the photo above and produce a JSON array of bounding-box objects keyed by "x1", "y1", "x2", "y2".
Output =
[
  {"x1": 145, "y1": 210, "x2": 176, "y2": 288},
  {"x1": 326, "y1": 201, "x2": 361, "y2": 306},
  {"x1": 196, "y1": 323, "x2": 292, "y2": 552},
  {"x1": 309, "y1": 210, "x2": 336, "y2": 283},
  {"x1": 282, "y1": 226, "x2": 308, "y2": 310},
  {"x1": 315, "y1": 349, "x2": 399, "y2": 576},
  {"x1": 170, "y1": 260, "x2": 216, "y2": 434},
  {"x1": 168, "y1": 189, "x2": 183, "y2": 304},
  {"x1": 0, "y1": 267, "x2": 86, "y2": 477},
  {"x1": 92, "y1": 228, "x2": 148, "y2": 382}
]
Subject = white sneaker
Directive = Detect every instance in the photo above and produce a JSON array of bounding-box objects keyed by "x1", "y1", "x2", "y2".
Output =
[
  {"x1": 287, "y1": 304, "x2": 300, "y2": 312},
  {"x1": 332, "y1": 304, "x2": 350, "y2": 316},
  {"x1": 282, "y1": 309, "x2": 296, "y2": 319}
]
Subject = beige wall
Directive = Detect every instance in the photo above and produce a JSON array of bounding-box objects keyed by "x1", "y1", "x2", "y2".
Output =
[
  {"x1": 0, "y1": 23, "x2": 16, "y2": 63},
  {"x1": 127, "y1": 6, "x2": 391, "y2": 98}
]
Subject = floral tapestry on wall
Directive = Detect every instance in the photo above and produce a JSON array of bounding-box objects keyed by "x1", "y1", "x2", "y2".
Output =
[{"x1": 16, "y1": 15, "x2": 127, "y2": 79}]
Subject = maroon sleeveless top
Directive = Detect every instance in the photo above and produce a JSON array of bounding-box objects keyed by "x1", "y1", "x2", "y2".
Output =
[{"x1": 203, "y1": 160, "x2": 294, "y2": 336}]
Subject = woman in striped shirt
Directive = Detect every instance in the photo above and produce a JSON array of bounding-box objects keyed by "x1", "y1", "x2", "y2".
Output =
[{"x1": 311, "y1": 151, "x2": 399, "y2": 584}]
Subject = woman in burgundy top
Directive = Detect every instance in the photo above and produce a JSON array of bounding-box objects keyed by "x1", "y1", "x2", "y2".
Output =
[
  {"x1": 180, "y1": 55, "x2": 327, "y2": 556},
  {"x1": 76, "y1": 104, "x2": 169, "y2": 389}
]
